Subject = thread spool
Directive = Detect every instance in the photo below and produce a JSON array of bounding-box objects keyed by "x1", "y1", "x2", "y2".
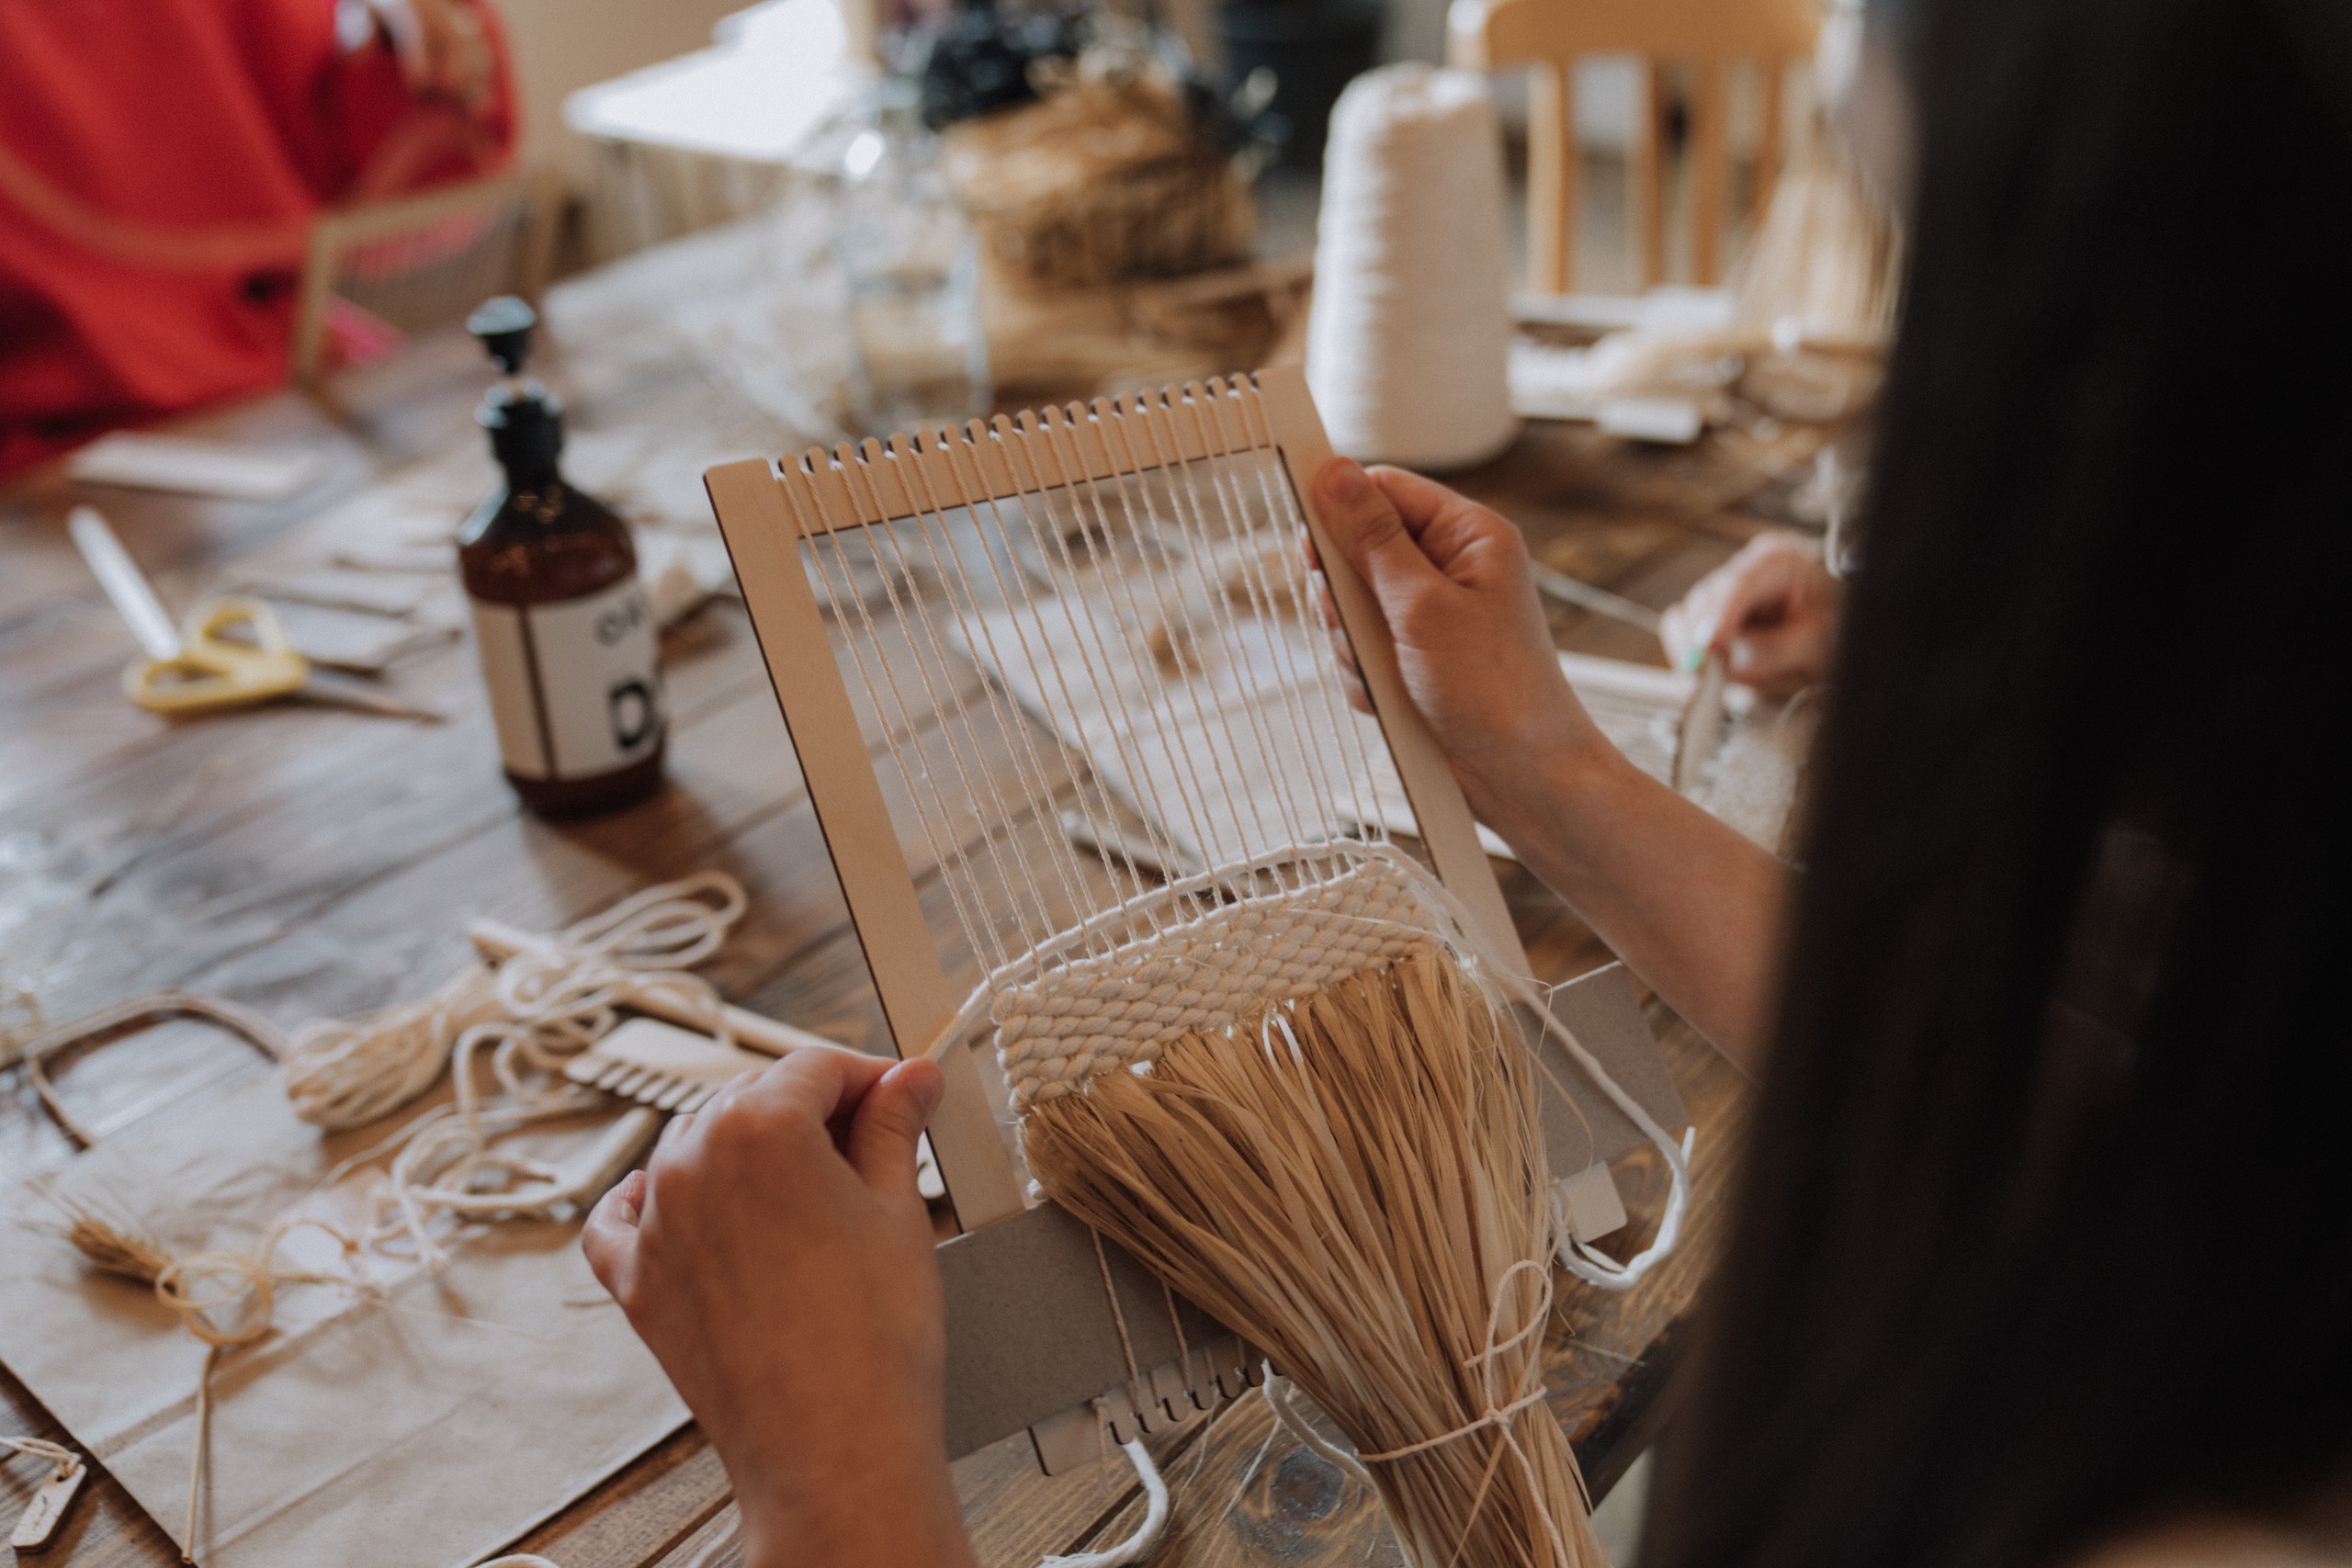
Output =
[{"x1": 1306, "y1": 64, "x2": 1518, "y2": 470}]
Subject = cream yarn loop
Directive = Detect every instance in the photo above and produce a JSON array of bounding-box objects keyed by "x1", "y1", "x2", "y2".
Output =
[
  {"x1": 281, "y1": 872, "x2": 748, "y2": 1130},
  {"x1": 2, "y1": 1435, "x2": 80, "y2": 1477},
  {"x1": 36, "y1": 1193, "x2": 368, "y2": 1562}
]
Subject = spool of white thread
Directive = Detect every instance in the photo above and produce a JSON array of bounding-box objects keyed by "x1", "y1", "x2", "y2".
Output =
[{"x1": 1306, "y1": 63, "x2": 1518, "y2": 470}]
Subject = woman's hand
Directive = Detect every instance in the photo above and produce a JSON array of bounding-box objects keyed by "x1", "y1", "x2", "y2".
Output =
[
  {"x1": 1306, "y1": 458, "x2": 1609, "y2": 834},
  {"x1": 582, "y1": 1049, "x2": 975, "y2": 1568},
  {"x1": 1658, "y1": 532, "x2": 1841, "y2": 699},
  {"x1": 1305, "y1": 457, "x2": 1792, "y2": 1068}
]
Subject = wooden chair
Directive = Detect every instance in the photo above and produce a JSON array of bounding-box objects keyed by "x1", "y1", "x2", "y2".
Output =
[
  {"x1": 1449, "y1": 0, "x2": 1819, "y2": 292},
  {"x1": 292, "y1": 166, "x2": 563, "y2": 389}
]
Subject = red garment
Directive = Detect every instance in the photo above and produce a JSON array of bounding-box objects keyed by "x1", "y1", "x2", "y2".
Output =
[{"x1": 0, "y1": 0, "x2": 517, "y2": 477}]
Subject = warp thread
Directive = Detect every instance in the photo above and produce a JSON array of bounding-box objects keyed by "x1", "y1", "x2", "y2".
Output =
[{"x1": 1305, "y1": 63, "x2": 1518, "y2": 469}]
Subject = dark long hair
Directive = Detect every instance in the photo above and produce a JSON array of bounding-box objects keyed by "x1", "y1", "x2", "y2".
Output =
[{"x1": 1641, "y1": 1, "x2": 2352, "y2": 1565}]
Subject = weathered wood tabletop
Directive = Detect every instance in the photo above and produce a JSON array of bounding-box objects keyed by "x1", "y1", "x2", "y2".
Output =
[{"x1": 0, "y1": 220, "x2": 1818, "y2": 1567}]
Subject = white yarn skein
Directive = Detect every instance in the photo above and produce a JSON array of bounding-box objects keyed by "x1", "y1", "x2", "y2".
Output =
[
  {"x1": 281, "y1": 871, "x2": 749, "y2": 1130},
  {"x1": 1306, "y1": 63, "x2": 1519, "y2": 470}
]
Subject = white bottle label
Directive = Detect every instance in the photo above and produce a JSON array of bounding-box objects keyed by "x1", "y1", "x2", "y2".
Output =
[{"x1": 469, "y1": 577, "x2": 663, "y2": 781}]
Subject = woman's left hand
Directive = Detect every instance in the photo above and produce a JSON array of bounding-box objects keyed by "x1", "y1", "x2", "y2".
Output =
[
  {"x1": 582, "y1": 1048, "x2": 976, "y2": 1568},
  {"x1": 1658, "y1": 532, "x2": 1841, "y2": 700}
]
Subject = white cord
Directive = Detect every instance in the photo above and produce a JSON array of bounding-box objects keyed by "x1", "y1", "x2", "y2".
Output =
[
  {"x1": 1261, "y1": 1370, "x2": 1374, "y2": 1490},
  {"x1": 1038, "y1": 1438, "x2": 1170, "y2": 1568}
]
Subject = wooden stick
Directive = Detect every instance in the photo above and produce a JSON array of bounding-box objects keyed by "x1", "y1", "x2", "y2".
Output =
[{"x1": 465, "y1": 919, "x2": 840, "y2": 1059}]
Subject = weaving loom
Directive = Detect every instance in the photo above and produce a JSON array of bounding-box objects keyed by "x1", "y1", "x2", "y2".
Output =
[{"x1": 703, "y1": 367, "x2": 1691, "y2": 1509}]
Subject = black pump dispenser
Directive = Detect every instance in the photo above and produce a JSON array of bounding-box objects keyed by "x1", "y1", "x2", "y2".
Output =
[{"x1": 469, "y1": 296, "x2": 563, "y2": 488}]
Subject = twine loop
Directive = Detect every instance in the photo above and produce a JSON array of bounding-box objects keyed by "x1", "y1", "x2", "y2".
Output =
[
  {"x1": 149, "y1": 1218, "x2": 361, "y2": 1349},
  {"x1": 2, "y1": 1434, "x2": 80, "y2": 1472},
  {"x1": 1355, "y1": 1259, "x2": 1555, "y2": 1465},
  {"x1": 281, "y1": 872, "x2": 746, "y2": 1131}
]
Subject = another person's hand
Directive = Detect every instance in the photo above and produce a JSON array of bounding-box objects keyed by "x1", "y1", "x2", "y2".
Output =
[
  {"x1": 373, "y1": 0, "x2": 497, "y2": 111},
  {"x1": 1306, "y1": 458, "x2": 1609, "y2": 835},
  {"x1": 582, "y1": 1048, "x2": 975, "y2": 1568},
  {"x1": 1658, "y1": 533, "x2": 1841, "y2": 700}
]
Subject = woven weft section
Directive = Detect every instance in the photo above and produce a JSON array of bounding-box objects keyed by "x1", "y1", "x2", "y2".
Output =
[{"x1": 991, "y1": 857, "x2": 1443, "y2": 1108}]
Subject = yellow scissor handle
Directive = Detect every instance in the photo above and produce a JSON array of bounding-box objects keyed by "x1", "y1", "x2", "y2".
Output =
[{"x1": 124, "y1": 597, "x2": 311, "y2": 716}]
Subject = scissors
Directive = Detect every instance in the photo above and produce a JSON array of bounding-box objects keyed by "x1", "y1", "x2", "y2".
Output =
[{"x1": 68, "y1": 506, "x2": 442, "y2": 722}]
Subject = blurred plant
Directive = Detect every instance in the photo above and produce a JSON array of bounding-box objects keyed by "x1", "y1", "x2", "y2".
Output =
[{"x1": 894, "y1": 1, "x2": 1285, "y2": 165}]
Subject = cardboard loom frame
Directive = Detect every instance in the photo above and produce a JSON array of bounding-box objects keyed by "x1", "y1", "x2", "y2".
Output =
[{"x1": 704, "y1": 365, "x2": 1688, "y2": 1474}]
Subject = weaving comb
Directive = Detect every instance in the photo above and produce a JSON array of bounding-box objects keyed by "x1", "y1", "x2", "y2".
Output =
[
  {"x1": 556, "y1": 1018, "x2": 948, "y2": 1199},
  {"x1": 704, "y1": 367, "x2": 1691, "y2": 1473},
  {"x1": 469, "y1": 917, "x2": 829, "y2": 1111}
]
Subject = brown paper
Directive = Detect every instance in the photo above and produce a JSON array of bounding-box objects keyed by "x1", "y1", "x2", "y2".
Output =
[{"x1": 0, "y1": 1078, "x2": 687, "y2": 1568}]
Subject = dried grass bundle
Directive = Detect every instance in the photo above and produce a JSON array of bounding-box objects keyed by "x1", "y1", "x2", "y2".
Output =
[
  {"x1": 944, "y1": 76, "x2": 1255, "y2": 290},
  {"x1": 36, "y1": 1189, "x2": 173, "y2": 1283},
  {"x1": 1731, "y1": 117, "x2": 1905, "y2": 348},
  {"x1": 1022, "y1": 942, "x2": 1600, "y2": 1568}
]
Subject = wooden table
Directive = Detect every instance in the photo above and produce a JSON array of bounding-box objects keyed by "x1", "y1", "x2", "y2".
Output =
[{"x1": 0, "y1": 220, "x2": 1813, "y2": 1568}]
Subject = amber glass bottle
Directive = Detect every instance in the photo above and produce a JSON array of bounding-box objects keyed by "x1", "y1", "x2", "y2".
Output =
[{"x1": 458, "y1": 298, "x2": 665, "y2": 816}]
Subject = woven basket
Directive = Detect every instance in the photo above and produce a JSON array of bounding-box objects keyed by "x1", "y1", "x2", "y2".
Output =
[{"x1": 945, "y1": 79, "x2": 1258, "y2": 291}]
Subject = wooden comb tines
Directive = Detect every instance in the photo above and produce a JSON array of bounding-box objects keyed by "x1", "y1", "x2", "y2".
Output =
[
  {"x1": 563, "y1": 1017, "x2": 770, "y2": 1112},
  {"x1": 566, "y1": 1019, "x2": 947, "y2": 1199}
]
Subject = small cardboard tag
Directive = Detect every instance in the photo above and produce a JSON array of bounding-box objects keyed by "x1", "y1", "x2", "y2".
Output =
[
  {"x1": 1596, "y1": 396, "x2": 1705, "y2": 445},
  {"x1": 11, "y1": 1458, "x2": 86, "y2": 1551},
  {"x1": 1556, "y1": 1160, "x2": 1630, "y2": 1245}
]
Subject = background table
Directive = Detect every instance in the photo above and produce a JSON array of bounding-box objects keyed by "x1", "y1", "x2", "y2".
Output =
[{"x1": 0, "y1": 217, "x2": 1814, "y2": 1567}]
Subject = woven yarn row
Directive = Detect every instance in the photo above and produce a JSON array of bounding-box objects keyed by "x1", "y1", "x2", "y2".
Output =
[{"x1": 989, "y1": 857, "x2": 1441, "y2": 1109}]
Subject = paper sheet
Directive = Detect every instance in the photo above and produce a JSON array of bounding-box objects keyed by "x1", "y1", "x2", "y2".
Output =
[
  {"x1": 961, "y1": 581, "x2": 1689, "y2": 868},
  {"x1": 0, "y1": 1079, "x2": 687, "y2": 1568},
  {"x1": 66, "y1": 434, "x2": 323, "y2": 502}
]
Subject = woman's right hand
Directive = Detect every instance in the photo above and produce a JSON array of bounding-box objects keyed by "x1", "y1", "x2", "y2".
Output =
[
  {"x1": 1305, "y1": 457, "x2": 1792, "y2": 1066},
  {"x1": 1306, "y1": 458, "x2": 1609, "y2": 834},
  {"x1": 582, "y1": 1048, "x2": 973, "y2": 1568}
]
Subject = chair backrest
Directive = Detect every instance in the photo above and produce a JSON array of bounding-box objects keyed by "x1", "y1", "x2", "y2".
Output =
[
  {"x1": 1450, "y1": 0, "x2": 1819, "y2": 292},
  {"x1": 292, "y1": 166, "x2": 563, "y2": 389}
]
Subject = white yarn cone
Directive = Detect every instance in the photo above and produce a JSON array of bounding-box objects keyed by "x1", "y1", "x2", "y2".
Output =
[{"x1": 1306, "y1": 64, "x2": 1518, "y2": 470}]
